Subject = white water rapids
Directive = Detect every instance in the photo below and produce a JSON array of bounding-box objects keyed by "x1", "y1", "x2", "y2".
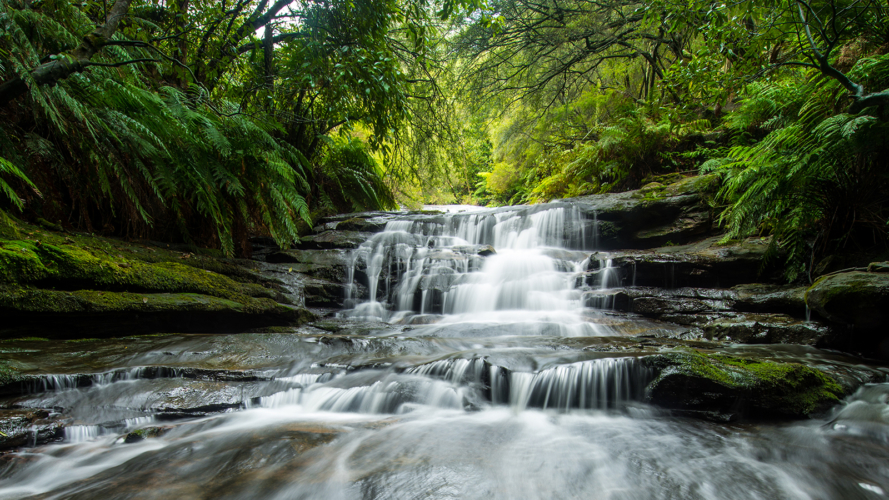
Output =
[{"x1": 0, "y1": 204, "x2": 888, "y2": 499}]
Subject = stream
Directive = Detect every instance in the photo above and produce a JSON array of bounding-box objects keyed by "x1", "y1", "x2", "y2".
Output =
[{"x1": 1, "y1": 204, "x2": 889, "y2": 499}]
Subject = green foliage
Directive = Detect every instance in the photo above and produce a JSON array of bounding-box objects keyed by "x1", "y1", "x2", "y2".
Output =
[
  {"x1": 0, "y1": 156, "x2": 37, "y2": 211},
  {"x1": 0, "y1": 0, "x2": 474, "y2": 254},
  {"x1": 320, "y1": 138, "x2": 398, "y2": 212},
  {"x1": 706, "y1": 56, "x2": 889, "y2": 281}
]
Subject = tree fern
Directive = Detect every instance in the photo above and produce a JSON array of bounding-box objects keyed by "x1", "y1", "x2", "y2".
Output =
[{"x1": 707, "y1": 57, "x2": 889, "y2": 281}]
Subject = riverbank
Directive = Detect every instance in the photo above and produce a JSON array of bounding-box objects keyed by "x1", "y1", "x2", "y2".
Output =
[{"x1": 0, "y1": 175, "x2": 887, "y2": 464}]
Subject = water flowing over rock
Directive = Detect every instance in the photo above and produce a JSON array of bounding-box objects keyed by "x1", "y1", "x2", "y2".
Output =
[{"x1": 2, "y1": 176, "x2": 889, "y2": 499}]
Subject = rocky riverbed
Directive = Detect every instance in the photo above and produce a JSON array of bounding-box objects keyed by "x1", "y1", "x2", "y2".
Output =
[{"x1": 1, "y1": 175, "x2": 888, "y2": 499}]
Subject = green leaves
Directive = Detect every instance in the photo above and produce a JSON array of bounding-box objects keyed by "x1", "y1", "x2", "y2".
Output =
[{"x1": 0, "y1": 156, "x2": 39, "y2": 211}]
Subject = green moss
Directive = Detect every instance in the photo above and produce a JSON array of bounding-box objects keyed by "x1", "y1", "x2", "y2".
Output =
[
  {"x1": 0, "y1": 238, "x2": 275, "y2": 302},
  {"x1": 0, "y1": 337, "x2": 49, "y2": 342},
  {"x1": 0, "y1": 360, "x2": 22, "y2": 387},
  {"x1": 0, "y1": 285, "x2": 284, "y2": 314},
  {"x1": 647, "y1": 349, "x2": 843, "y2": 416},
  {"x1": 597, "y1": 221, "x2": 620, "y2": 238}
]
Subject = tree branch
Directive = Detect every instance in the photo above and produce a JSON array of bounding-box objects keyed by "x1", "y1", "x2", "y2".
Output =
[{"x1": 0, "y1": 0, "x2": 133, "y2": 107}]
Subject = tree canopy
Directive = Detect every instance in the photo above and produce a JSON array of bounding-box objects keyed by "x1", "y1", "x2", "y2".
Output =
[{"x1": 1, "y1": 0, "x2": 887, "y2": 278}]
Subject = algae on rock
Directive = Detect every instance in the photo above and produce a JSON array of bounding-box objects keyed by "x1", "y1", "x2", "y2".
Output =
[{"x1": 643, "y1": 350, "x2": 843, "y2": 419}]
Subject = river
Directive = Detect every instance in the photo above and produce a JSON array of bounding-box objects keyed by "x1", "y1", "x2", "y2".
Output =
[{"x1": 1, "y1": 204, "x2": 888, "y2": 499}]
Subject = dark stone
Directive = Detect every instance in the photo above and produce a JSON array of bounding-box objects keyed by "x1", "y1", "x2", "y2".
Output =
[
  {"x1": 295, "y1": 231, "x2": 374, "y2": 250},
  {"x1": 643, "y1": 350, "x2": 844, "y2": 420},
  {"x1": 608, "y1": 236, "x2": 777, "y2": 289},
  {"x1": 806, "y1": 271, "x2": 889, "y2": 358},
  {"x1": 700, "y1": 313, "x2": 830, "y2": 345},
  {"x1": 565, "y1": 174, "x2": 720, "y2": 250},
  {"x1": 0, "y1": 409, "x2": 65, "y2": 450}
]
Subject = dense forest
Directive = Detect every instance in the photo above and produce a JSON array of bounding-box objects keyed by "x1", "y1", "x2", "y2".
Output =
[{"x1": 0, "y1": 0, "x2": 887, "y2": 279}]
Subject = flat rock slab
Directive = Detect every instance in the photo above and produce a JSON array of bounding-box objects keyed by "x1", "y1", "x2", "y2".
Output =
[
  {"x1": 0, "y1": 288, "x2": 314, "y2": 337},
  {"x1": 592, "y1": 236, "x2": 776, "y2": 288},
  {"x1": 295, "y1": 231, "x2": 375, "y2": 250}
]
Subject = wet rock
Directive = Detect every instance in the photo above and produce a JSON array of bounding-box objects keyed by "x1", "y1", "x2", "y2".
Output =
[
  {"x1": 295, "y1": 230, "x2": 374, "y2": 250},
  {"x1": 608, "y1": 236, "x2": 776, "y2": 288},
  {"x1": 643, "y1": 350, "x2": 844, "y2": 420},
  {"x1": 582, "y1": 290, "x2": 630, "y2": 310},
  {"x1": 731, "y1": 284, "x2": 808, "y2": 317},
  {"x1": 0, "y1": 409, "x2": 65, "y2": 450},
  {"x1": 565, "y1": 174, "x2": 719, "y2": 249},
  {"x1": 123, "y1": 425, "x2": 170, "y2": 443},
  {"x1": 303, "y1": 279, "x2": 354, "y2": 308},
  {"x1": 265, "y1": 249, "x2": 353, "y2": 283},
  {"x1": 631, "y1": 296, "x2": 732, "y2": 315},
  {"x1": 699, "y1": 313, "x2": 830, "y2": 345},
  {"x1": 0, "y1": 287, "x2": 315, "y2": 337}
]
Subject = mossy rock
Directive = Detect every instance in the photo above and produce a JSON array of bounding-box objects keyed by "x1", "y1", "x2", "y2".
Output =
[
  {"x1": 806, "y1": 271, "x2": 889, "y2": 329},
  {"x1": 0, "y1": 239, "x2": 277, "y2": 302},
  {"x1": 0, "y1": 286, "x2": 315, "y2": 337},
  {"x1": 643, "y1": 350, "x2": 843, "y2": 420},
  {"x1": 124, "y1": 426, "x2": 170, "y2": 443}
]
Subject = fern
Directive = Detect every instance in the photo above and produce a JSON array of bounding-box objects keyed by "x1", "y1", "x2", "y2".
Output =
[{"x1": 707, "y1": 58, "x2": 889, "y2": 281}]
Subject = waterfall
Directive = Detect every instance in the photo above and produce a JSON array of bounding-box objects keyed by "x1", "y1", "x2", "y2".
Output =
[{"x1": 340, "y1": 204, "x2": 604, "y2": 333}]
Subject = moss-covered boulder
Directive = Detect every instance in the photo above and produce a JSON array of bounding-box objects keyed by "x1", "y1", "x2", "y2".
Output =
[
  {"x1": 643, "y1": 350, "x2": 843, "y2": 420},
  {"x1": 806, "y1": 271, "x2": 889, "y2": 329},
  {"x1": 805, "y1": 271, "x2": 889, "y2": 357},
  {"x1": 0, "y1": 286, "x2": 314, "y2": 337},
  {"x1": 0, "y1": 219, "x2": 314, "y2": 337}
]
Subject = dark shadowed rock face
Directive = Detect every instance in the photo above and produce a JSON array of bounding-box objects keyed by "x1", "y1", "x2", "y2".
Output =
[
  {"x1": 806, "y1": 271, "x2": 889, "y2": 358},
  {"x1": 806, "y1": 271, "x2": 889, "y2": 329},
  {"x1": 565, "y1": 174, "x2": 719, "y2": 249}
]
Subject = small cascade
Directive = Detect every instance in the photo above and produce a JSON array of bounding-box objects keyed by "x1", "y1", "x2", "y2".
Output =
[
  {"x1": 64, "y1": 416, "x2": 156, "y2": 443},
  {"x1": 340, "y1": 204, "x2": 607, "y2": 335},
  {"x1": 256, "y1": 372, "x2": 469, "y2": 413},
  {"x1": 508, "y1": 358, "x2": 654, "y2": 411},
  {"x1": 20, "y1": 367, "x2": 263, "y2": 395}
]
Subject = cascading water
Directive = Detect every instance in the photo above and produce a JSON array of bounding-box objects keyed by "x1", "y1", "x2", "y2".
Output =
[
  {"x1": 1, "y1": 203, "x2": 888, "y2": 500},
  {"x1": 341, "y1": 205, "x2": 611, "y2": 337}
]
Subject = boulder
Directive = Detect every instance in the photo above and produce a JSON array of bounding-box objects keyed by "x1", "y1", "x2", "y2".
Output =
[
  {"x1": 294, "y1": 230, "x2": 374, "y2": 250},
  {"x1": 805, "y1": 271, "x2": 889, "y2": 357},
  {"x1": 643, "y1": 350, "x2": 844, "y2": 420},
  {"x1": 806, "y1": 271, "x2": 889, "y2": 328},
  {"x1": 565, "y1": 174, "x2": 719, "y2": 249},
  {"x1": 0, "y1": 409, "x2": 65, "y2": 450}
]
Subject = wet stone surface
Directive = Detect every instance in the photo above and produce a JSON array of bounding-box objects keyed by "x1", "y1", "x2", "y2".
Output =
[{"x1": 2, "y1": 178, "x2": 889, "y2": 498}]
